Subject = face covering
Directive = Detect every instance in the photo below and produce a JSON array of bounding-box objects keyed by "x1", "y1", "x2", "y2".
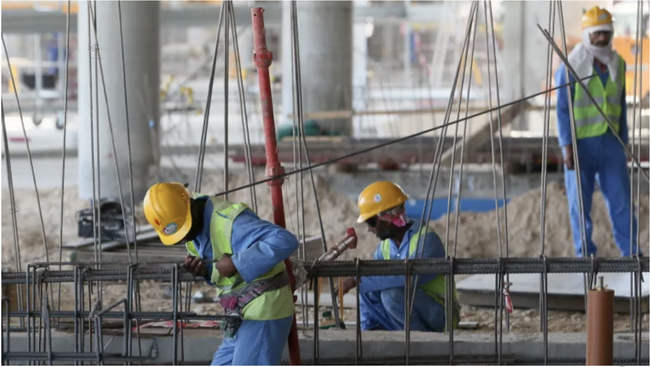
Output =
[
  {"x1": 582, "y1": 27, "x2": 613, "y2": 64},
  {"x1": 378, "y1": 209, "x2": 409, "y2": 228}
]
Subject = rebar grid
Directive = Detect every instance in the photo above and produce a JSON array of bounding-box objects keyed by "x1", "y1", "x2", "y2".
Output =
[{"x1": 2, "y1": 256, "x2": 648, "y2": 365}]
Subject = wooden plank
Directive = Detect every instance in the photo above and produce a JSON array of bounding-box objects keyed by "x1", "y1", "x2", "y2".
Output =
[
  {"x1": 70, "y1": 243, "x2": 187, "y2": 264},
  {"x1": 63, "y1": 225, "x2": 156, "y2": 250},
  {"x1": 457, "y1": 272, "x2": 650, "y2": 313}
]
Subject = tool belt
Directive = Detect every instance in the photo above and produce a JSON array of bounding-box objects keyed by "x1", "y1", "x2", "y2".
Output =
[{"x1": 218, "y1": 271, "x2": 290, "y2": 338}]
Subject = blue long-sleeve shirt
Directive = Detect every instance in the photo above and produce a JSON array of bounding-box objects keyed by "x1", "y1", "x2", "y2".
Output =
[
  {"x1": 191, "y1": 198, "x2": 299, "y2": 284},
  {"x1": 358, "y1": 223, "x2": 447, "y2": 294},
  {"x1": 555, "y1": 60, "x2": 628, "y2": 148}
]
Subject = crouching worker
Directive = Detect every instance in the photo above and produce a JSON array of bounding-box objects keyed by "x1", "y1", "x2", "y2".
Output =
[
  {"x1": 339, "y1": 181, "x2": 460, "y2": 332},
  {"x1": 143, "y1": 182, "x2": 298, "y2": 365}
]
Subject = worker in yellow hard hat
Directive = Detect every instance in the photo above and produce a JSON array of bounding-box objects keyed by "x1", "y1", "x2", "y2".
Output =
[
  {"x1": 556, "y1": 6, "x2": 642, "y2": 257},
  {"x1": 338, "y1": 181, "x2": 460, "y2": 332},
  {"x1": 143, "y1": 182, "x2": 299, "y2": 365}
]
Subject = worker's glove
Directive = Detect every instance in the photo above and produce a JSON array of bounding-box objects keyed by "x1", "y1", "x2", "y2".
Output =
[
  {"x1": 563, "y1": 144, "x2": 575, "y2": 170},
  {"x1": 334, "y1": 276, "x2": 357, "y2": 297},
  {"x1": 216, "y1": 254, "x2": 238, "y2": 278},
  {"x1": 183, "y1": 256, "x2": 208, "y2": 278}
]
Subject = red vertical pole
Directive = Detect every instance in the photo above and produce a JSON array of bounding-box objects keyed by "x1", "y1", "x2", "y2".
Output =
[{"x1": 251, "y1": 7, "x2": 302, "y2": 365}]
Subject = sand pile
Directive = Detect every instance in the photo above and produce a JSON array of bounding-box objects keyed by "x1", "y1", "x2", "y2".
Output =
[
  {"x1": 430, "y1": 181, "x2": 649, "y2": 258},
  {"x1": 1, "y1": 186, "x2": 88, "y2": 269},
  {"x1": 3, "y1": 173, "x2": 648, "y2": 270}
]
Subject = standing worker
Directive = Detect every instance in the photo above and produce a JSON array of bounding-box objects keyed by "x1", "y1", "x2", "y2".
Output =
[
  {"x1": 143, "y1": 182, "x2": 299, "y2": 365},
  {"x1": 338, "y1": 181, "x2": 460, "y2": 332},
  {"x1": 555, "y1": 6, "x2": 642, "y2": 257}
]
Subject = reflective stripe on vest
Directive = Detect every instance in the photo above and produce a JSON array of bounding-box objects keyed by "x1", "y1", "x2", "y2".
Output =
[
  {"x1": 380, "y1": 226, "x2": 460, "y2": 331},
  {"x1": 572, "y1": 56, "x2": 625, "y2": 139},
  {"x1": 185, "y1": 195, "x2": 293, "y2": 321}
]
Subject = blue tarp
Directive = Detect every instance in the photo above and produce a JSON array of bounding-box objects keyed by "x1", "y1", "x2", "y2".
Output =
[{"x1": 404, "y1": 198, "x2": 509, "y2": 221}]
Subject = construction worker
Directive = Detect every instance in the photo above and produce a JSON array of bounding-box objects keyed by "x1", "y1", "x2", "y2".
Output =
[
  {"x1": 339, "y1": 181, "x2": 460, "y2": 332},
  {"x1": 555, "y1": 6, "x2": 642, "y2": 257},
  {"x1": 143, "y1": 182, "x2": 298, "y2": 365}
]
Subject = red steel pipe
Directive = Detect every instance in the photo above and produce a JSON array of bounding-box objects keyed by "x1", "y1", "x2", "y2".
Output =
[{"x1": 251, "y1": 7, "x2": 302, "y2": 365}]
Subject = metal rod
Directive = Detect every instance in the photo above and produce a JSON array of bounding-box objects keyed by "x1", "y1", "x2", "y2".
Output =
[
  {"x1": 3, "y1": 257, "x2": 648, "y2": 285},
  {"x1": 117, "y1": 0, "x2": 139, "y2": 263},
  {"x1": 553, "y1": 1, "x2": 590, "y2": 314},
  {"x1": 224, "y1": 0, "x2": 230, "y2": 201},
  {"x1": 194, "y1": 1, "x2": 226, "y2": 192}
]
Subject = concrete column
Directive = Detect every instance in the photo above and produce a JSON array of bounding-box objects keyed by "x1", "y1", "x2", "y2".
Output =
[
  {"x1": 352, "y1": 22, "x2": 368, "y2": 137},
  {"x1": 281, "y1": 1, "x2": 354, "y2": 135},
  {"x1": 77, "y1": 0, "x2": 160, "y2": 203}
]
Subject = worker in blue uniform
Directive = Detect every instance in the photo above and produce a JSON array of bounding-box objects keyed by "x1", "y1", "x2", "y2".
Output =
[
  {"x1": 143, "y1": 182, "x2": 298, "y2": 365},
  {"x1": 338, "y1": 181, "x2": 460, "y2": 332},
  {"x1": 555, "y1": 6, "x2": 641, "y2": 258}
]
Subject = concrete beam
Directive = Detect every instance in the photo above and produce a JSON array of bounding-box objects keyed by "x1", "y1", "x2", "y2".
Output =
[{"x1": 1, "y1": 3, "x2": 443, "y2": 34}]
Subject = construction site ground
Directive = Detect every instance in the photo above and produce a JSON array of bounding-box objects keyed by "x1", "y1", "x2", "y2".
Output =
[{"x1": 2, "y1": 164, "x2": 649, "y2": 335}]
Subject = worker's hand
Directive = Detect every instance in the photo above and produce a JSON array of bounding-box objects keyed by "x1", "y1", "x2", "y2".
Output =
[
  {"x1": 183, "y1": 256, "x2": 208, "y2": 278},
  {"x1": 563, "y1": 144, "x2": 575, "y2": 170},
  {"x1": 335, "y1": 277, "x2": 357, "y2": 296},
  {"x1": 215, "y1": 254, "x2": 238, "y2": 278}
]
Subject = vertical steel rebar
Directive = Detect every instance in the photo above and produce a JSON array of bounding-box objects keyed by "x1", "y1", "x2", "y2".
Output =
[
  {"x1": 117, "y1": 0, "x2": 139, "y2": 264},
  {"x1": 2, "y1": 297, "x2": 10, "y2": 365},
  {"x1": 172, "y1": 266, "x2": 179, "y2": 366},
  {"x1": 539, "y1": 1, "x2": 556, "y2": 336},
  {"x1": 289, "y1": 0, "x2": 342, "y2": 329},
  {"x1": 313, "y1": 276, "x2": 320, "y2": 364},
  {"x1": 553, "y1": 1, "x2": 591, "y2": 312},
  {"x1": 194, "y1": 1, "x2": 226, "y2": 192},
  {"x1": 355, "y1": 258, "x2": 362, "y2": 364},
  {"x1": 0, "y1": 101, "x2": 25, "y2": 323},
  {"x1": 224, "y1": 0, "x2": 230, "y2": 201},
  {"x1": 404, "y1": 260, "x2": 412, "y2": 365}
]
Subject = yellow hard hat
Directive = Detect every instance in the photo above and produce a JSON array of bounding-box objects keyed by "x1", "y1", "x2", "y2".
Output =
[
  {"x1": 357, "y1": 181, "x2": 408, "y2": 223},
  {"x1": 582, "y1": 6, "x2": 613, "y2": 30},
  {"x1": 143, "y1": 182, "x2": 193, "y2": 245}
]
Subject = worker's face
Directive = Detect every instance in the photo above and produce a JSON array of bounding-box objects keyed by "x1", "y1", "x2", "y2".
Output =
[
  {"x1": 365, "y1": 216, "x2": 398, "y2": 241},
  {"x1": 589, "y1": 31, "x2": 612, "y2": 47},
  {"x1": 173, "y1": 202, "x2": 202, "y2": 245}
]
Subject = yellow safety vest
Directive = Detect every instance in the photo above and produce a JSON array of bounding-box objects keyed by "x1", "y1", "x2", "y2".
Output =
[
  {"x1": 380, "y1": 226, "x2": 460, "y2": 331},
  {"x1": 185, "y1": 195, "x2": 294, "y2": 321},
  {"x1": 573, "y1": 57, "x2": 626, "y2": 139}
]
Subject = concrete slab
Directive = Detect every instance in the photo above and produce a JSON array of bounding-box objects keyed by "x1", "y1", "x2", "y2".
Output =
[
  {"x1": 457, "y1": 273, "x2": 650, "y2": 313},
  {"x1": 4, "y1": 329, "x2": 648, "y2": 365}
]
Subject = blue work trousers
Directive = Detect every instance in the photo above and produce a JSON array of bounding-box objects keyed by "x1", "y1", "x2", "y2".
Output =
[
  {"x1": 359, "y1": 287, "x2": 445, "y2": 332},
  {"x1": 564, "y1": 132, "x2": 640, "y2": 257},
  {"x1": 211, "y1": 316, "x2": 293, "y2": 365}
]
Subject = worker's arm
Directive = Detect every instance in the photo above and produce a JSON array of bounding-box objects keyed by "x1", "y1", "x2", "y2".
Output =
[
  {"x1": 229, "y1": 210, "x2": 299, "y2": 283},
  {"x1": 555, "y1": 63, "x2": 575, "y2": 148},
  {"x1": 357, "y1": 231, "x2": 446, "y2": 294}
]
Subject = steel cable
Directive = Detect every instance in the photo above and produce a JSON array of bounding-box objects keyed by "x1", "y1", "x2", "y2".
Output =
[{"x1": 193, "y1": 1, "x2": 226, "y2": 192}]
